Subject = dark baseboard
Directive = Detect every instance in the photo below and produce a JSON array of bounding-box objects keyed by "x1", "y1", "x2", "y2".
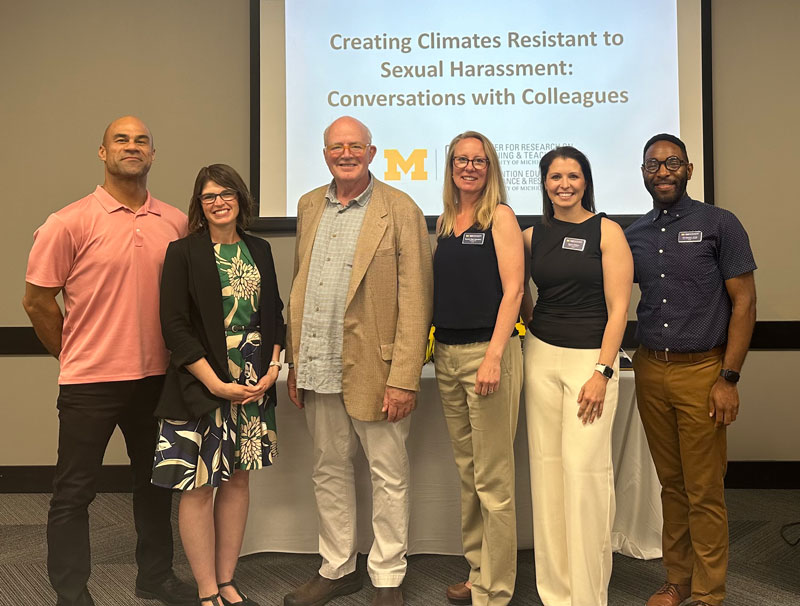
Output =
[
  {"x1": 3, "y1": 321, "x2": 800, "y2": 355},
  {"x1": 724, "y1": 461, "x2": 800, "y2": 489},
  {"x1": 0, "y1": 465, "x2": 134, "y2": 493},
  {"x1": 1, "y1": 461, "x2": 797, "y2": 493}
]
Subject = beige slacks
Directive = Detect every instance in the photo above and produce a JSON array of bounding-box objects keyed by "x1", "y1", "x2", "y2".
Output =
[
  {"x1": 524, "y1": 336, "x2": 619, "y2": 606},
  {"x1": 304, "y1": 391, "x2": 411, "y2": 587},
  {"x1": 434, "y1": 337, "x2": 523, "y2": 606}
]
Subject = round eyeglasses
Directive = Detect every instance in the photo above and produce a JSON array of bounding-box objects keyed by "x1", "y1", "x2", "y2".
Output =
[{"x1": 643, "y1": 156, "x2": 689, "y2": 173}]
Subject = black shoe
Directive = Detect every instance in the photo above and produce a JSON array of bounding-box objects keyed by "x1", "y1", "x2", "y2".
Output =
[
  {"x1": 218, "y1": 579, "x2": 260, "y2": 606},
  {"x1": 135, "y1": 572, "x2": 197, "y2": 605},
  {"x1": 56, "y1": 587, "x2": 95, "y2": 606}
]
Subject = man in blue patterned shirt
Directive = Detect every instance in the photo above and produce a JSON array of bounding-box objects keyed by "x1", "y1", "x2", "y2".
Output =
[{"x1": 625, "y1": 134, "x2": 757, "y2": 606}]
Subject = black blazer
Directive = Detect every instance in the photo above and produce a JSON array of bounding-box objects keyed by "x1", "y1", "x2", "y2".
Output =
[{"x1": 154, "y1": 229, "x2": 285, "y2": 420}]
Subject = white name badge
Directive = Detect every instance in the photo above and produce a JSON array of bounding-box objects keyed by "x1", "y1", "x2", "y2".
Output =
[
  {"x1": 678, "y1": 230, "x2": 703, "y2": 243},
  {"x1": 562, "y1": 237, "x2": 586, "y2": 251},
  {"x1": 462, "y1": 233, "x2": 485, "y2": 245}
]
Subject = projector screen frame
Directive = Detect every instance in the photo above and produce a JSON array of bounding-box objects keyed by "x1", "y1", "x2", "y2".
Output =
[{"x1": 248, "y1": 0, "x2": 714, "y2": 233}]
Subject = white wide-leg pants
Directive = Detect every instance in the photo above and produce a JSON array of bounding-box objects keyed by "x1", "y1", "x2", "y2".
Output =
[{"x1": 524, "y1": 336, "x2": 619, "y2": 606}]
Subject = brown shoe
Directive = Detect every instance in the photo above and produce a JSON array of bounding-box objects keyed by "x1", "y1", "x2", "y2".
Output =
[
  {"x1": 446, "y1": 581, "x2": 471, "y2": 605},
  {"x1": 371, "y1": 587, "x2": 403, "y2": 606},
  {"x1": 283, "y1": 571, "x2": 362, "y2": 606},
  {"x1": 645, "y1": 582, "x2": 691, "y2": 606}
]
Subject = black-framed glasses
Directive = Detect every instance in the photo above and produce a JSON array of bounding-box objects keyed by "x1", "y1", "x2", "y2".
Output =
[
  {"x1": 642, "y1": 156, "x2": 689, "y2": 173},
  {"x1": 453, "y1": 156, "x2": 489, "y2": 170},
  {"x1": 200, "y1": 190, "x2": 237, "y2": 204},
  {"x1": 325, "y1": 142, "x2": 370, "y2": 156}
]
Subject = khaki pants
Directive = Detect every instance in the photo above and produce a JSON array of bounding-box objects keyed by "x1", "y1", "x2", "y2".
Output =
[
  {"x1": 434, "y1": 337, "x2": 523, "y2": 606},
  {"x1": 524, "y1": 336, "x2": 619, "y2": 606},
  {"x1": 633, "y1": 346, "x2": 728, "y2": 606},
  {"x1": 304, "y1": 391, "x2": 411, "y2": 587}
]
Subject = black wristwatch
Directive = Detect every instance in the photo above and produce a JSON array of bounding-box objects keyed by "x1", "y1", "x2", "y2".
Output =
[
  {"x1": 595, "y1": 363, "x2": 614, "y2": 379},
  {"x1": 719, "y1": 368, "x2": 740, "y2": 383}
]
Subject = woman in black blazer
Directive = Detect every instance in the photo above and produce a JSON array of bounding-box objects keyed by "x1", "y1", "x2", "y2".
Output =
[{"x1": 152, "y1": 164, "x2": 284, "y2": 606}]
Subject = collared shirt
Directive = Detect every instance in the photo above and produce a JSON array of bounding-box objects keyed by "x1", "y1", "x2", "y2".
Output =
[
  {"x1": 296, "y1": 176, "x2": 373, "y2": 392},
  {"x1": 625, "y1": 194, "x2": 756, "y2": 352},
  {"x1": 26, "y1": 185, "x2": 188, "y2": 384}
]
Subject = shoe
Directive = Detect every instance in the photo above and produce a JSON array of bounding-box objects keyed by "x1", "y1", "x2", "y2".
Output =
[
  {"x1": 446, "y1": 581, "x2": 471, "y2": 605},
  {"x1": 198, "y1": 593, "x2": 223, "y2": 606},
  {"x1": 56, "y1": 587, "x2": 95, "y2": 605},
  {"x1": 218, "y1": 579, "x2": 259, "y2": 606},
  {"x1": 135, "y1": 572, "x2": 198, "y2": 605},
  {"x1": 371, "y1": 586, "x2": 403, "y2": 606},
  {"x1": 684, "y1": 602, "x2": 713, "y2": 606},
  {"x1": 283, "y1": 571, "x2": 362, "y2": 606},
  {"x1": 645, "y1": 582, "x2": 691, "y2": 606}
]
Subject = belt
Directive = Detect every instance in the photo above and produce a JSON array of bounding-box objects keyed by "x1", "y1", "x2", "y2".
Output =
[
  {"x1": 641, "y1": 345, "x2": 724, "y2": 363},
  {"x1": 228, "y1": 324, "x2": 260, "y2": 333}
]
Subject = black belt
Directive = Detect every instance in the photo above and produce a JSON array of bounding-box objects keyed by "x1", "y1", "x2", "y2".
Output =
[{"x1": 228, "y1": 325, "x2": 260, "y2": 332}]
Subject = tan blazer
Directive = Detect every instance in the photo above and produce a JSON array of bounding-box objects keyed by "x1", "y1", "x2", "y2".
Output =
[{"x1": 286, "y1": 178, "x2": 433, "y2": 421}]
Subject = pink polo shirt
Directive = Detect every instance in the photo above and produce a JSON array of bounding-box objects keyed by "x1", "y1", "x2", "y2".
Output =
[{"x1": 26, "y1": 186, "x2": 188, "y2": 384}]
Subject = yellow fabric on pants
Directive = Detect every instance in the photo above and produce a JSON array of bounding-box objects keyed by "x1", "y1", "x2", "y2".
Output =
[
  {"x1": 633, "y1": 346, "x2": 727, "y2": 606},
  {"x1": 434, "y1": 336, "x2": 523, "y2": 606},
  {"x1": 524, "y1": 335, "x2": 619, "y2": 606}
]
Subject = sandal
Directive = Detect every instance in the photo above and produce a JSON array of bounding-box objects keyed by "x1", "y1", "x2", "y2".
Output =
[
  {"x1": 217, "y1": 580, "x2": 260, "y2": 606},
  {"x1": 199, "y1": 593, "x2": 223, "y2": 606}
]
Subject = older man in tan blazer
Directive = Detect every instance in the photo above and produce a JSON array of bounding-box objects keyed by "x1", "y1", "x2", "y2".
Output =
[{"x1": 283, "y1": 116, "x2": 433, "y2": 606}]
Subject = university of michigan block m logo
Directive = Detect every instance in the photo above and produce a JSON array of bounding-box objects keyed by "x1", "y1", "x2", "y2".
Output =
[{"x1": 384, "y1": 149, "x2": 428, "y2": 181}]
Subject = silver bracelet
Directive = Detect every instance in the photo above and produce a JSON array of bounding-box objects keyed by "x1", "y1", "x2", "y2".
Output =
[{"x1": 268, "y1": 360, "x2": 282, "y2": 370}]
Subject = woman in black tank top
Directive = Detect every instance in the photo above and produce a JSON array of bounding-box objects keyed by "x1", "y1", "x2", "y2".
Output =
[
  {"x1": 520, "y1": 147, "x2": 633, "y2": 606},
  {"x1": 433, "y1": 131, "x2": 524, "y2": 606}
]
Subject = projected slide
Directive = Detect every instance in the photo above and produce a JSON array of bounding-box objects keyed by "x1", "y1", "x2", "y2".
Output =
[{"x1": 282, "y1": 0, "x2": 682, "y2": 217}]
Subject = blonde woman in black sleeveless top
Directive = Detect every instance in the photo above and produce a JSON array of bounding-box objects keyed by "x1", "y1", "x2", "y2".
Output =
[
  {"x1": 433, "y1": 131, "x2": 524, "y2": 606},
  {"x1": 521, "y1": 147, "x2": 633, "y2": 606}
]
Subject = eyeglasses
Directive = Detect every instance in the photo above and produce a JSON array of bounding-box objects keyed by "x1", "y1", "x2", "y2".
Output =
[
  {"x1": 642, "y1": 156, "x2": 689, "y2": 173},
  {"x1": 453, "y1": 156, "x2": 489, "y2": 170},
  {"x1": 325, "y1": 142, "x2": 370, "y2": 156},
  {"x1": 200, "y1": 190, "x2": 237, "y2": 204}
]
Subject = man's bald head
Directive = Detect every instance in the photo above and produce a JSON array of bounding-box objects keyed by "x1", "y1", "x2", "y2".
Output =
[
  {"x1": 99, "y1": 116, "x2": 156, "y2": 181},
  {"x1": 323, "y1": 116, "x2": 372, "y2": 147},
  {"x1": 102, "y1": 115, "x2": 154, "y2": 148}
]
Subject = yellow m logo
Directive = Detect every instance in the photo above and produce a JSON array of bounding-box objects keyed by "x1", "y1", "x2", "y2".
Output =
[{"x1": 384, "y1": 149, "x2": 428, "y2": 181}]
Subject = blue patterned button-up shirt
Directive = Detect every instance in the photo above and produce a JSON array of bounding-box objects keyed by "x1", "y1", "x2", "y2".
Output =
[{"x1": 625, "y1": 194, "x2": 756, "y2": 352}]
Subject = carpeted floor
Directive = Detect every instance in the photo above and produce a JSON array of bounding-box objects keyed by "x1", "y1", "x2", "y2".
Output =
[{"x1": 1, "y1": 490, "x2": 798, "y2": 605}]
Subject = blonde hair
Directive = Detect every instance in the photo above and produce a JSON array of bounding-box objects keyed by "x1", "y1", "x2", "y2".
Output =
[{"x1": 439, "y1": 131, "x2": 507, "y2": 237}]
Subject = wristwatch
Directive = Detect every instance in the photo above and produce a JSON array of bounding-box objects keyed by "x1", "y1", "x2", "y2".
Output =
[
  {"x1": 595, "y1": 363, "x2": 614, "y2": 379},
  {"x1": 719, "y1": 368, "x2": 740, "y2": 383}
]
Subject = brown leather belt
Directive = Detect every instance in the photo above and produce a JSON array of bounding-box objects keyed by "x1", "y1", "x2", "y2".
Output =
[{"x1": 641, "y1": 345, "x2": 724, "y2": 363}]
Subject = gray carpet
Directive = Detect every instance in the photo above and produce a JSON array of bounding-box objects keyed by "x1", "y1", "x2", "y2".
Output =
[{"x1": 0, "y1": 490, "x2": 798, "y2": 605}]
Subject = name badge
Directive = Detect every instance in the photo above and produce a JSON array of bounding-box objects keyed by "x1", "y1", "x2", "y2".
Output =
[
  {"x1": 678, "y1": 230, "x2": 703, "y2": 243},
  {"x1": 562, "y1": 237, "x2": 586, "y2": 252},
  {"x1": 462, "y1": 233, "x2": 485, "y2": 245}
]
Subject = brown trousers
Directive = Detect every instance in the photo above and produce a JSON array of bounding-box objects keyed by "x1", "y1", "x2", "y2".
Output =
[{"x1": 633, "y1": 346, "x2": 728, "y2": 606}]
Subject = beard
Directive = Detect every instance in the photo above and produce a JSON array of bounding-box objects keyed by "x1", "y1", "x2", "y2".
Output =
[{"x1": 644, "y1": 173, "x2": 688, "y2": 208}]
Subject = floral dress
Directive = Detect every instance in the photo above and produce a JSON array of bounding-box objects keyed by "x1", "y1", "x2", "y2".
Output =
[{"x1": 152, "y1": 241, "x2": 278, "y2": 490}]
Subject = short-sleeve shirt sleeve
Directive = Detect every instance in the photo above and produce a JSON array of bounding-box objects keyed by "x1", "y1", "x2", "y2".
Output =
[
  {"x1": 718, "y1": 210, "x2": 757, "y2": 280},
  {"x1": 25, "y1": 214, "x2": 77, "y2": 288}
]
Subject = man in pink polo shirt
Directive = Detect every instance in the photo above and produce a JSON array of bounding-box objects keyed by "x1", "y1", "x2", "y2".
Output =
[{"x1": 23, "y1": 116, "x2": 195, "y2": 606}]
